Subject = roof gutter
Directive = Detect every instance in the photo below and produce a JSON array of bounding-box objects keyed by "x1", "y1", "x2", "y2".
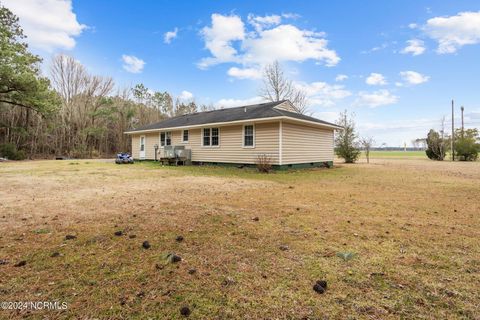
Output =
[{"x1": 124, "y1": 116, "x2": 342, "y2": 134}]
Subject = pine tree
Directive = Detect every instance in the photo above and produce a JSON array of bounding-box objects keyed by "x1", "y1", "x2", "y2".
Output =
[
  {"x1": 0, "y1": 4, "x2": 59, "y2": 114},
  {"x1": 335, "y1": 110, "x2": 361, "y2": 163}
]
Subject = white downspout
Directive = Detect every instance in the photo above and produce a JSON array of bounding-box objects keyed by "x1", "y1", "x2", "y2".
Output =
[{"x1": 279, "y1": 120, "x2": 283, "y2": 166}]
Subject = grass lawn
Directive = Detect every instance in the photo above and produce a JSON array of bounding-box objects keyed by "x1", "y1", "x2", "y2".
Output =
[
  {"x1": 0, "y1": 159, "x2": 479, "y2": 319},
  {"x1": 367, "y1": 150, "x2": 427, "y2": 160}
]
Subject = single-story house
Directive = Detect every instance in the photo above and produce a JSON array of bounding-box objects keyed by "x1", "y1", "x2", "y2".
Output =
[{"x1": 124, "y1": 100, "x2": 342, "y2": 168}]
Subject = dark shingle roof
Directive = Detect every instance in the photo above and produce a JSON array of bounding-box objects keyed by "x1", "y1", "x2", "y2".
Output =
[{"x1": 126, "y1": 100, "x2": 340, "y2": 132}]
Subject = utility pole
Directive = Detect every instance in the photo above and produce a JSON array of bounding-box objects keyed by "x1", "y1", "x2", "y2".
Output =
[
  {"x1": 461, "y1": 106, "x2": 465, "y2": 138},
  {"x1": 451, "y1": 100, "x2": 455, "y2": 161}
]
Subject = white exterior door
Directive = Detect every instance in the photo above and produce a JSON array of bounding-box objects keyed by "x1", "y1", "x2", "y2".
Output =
[{"x1": 139, "y1": 135, "x2": 146, "y2": 159}]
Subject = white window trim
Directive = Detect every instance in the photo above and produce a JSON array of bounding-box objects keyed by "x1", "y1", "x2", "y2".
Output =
[
  {"x1": 201, "y1": 127, "x2": 220, "y2": 148},
  {"x1": 242, "y1": 124, "x2": 255, "y2": 148},
  {"x1": 159, "y1": 131, "x2": 172, "y2": 148},
  {"x1": 181, "y1": 129, "x2": 189, "y2": 143}
]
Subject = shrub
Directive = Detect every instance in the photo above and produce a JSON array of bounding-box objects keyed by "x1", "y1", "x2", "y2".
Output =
[
  {"x1": 426, "y1": 129, "x2": 448, "y2": 160},
  {"x1": 454, "y1": 128, "x2": 479, "y2": 161},
  {"x1": 0, "y1": 143, "x2": 26, "y2": 160},
  {"x1": 256, "y1": 154, "x2": 272, "y2": 173},
  {"x1": 334, "y1": 110, "x2": 361, "y2": 163}
]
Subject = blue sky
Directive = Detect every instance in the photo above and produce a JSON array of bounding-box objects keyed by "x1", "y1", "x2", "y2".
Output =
[{"x1": 4, "y1": 0, "x2": 480, "y2": 146}]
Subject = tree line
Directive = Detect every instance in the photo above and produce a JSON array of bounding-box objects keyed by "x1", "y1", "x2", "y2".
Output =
[
  {"x1": 0, "y1": 4, "x2": 215, "y2": 160},
  {"x1": 0, "y1": 3, "x2": 311, "y2": 160},
  {"x1": 425, "y1": 119, "x2": 479, "y2": 161},
  {"x1": 334, "y1": 112, "x2": 479, "y2": 164}
]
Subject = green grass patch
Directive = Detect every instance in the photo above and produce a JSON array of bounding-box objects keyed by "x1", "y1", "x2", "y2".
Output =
[{"x1": 368, "y1": 150, "x2": 427, "y2": 159}]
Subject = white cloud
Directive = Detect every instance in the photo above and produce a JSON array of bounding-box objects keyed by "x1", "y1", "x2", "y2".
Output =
[
  {"x1": 424, "y1": 11, "x2": 480, "y2": 54},
  {"x1": 242, "y1": 24, "x2": 339, "y2": 66},
  {"x1": 178, "y1": 90, "x2": 194, "y2": 101},
  {"x1": 408, "y1": 23, "x2": 418, "y2": 29},
  {"x1": 365, "y1": 73, "x2": 387, "y2": 85},
  {"x1": 216, "y1": 79, "x2": 350, "y2": 108},
  {"x1": 215, "y1": 96, "x2": 266, "y2": 108},
  {"x1": 281, "y1": 13, "x2": 301, "y2": 20},
  {"x1": 198, "y1": 14, "x2": 245, "y2": 68},
  {"x1": 401, "y1": 39, "x2": 426, "y2": 56},
  {"x1": 358, "y1": 117, "x2": 443, "y2": 147},
  {"x1": 295, "y1": 81, "x2": 351, "y2": 107},
  {"x1": 164, "y1": 27, "x2": 178, "y2": 44},
  {"x1": 247, "y1": 14, "x2": 282, "y2": 32},
  {"x1": 121, "y1": 55, "x2": 145, "y2": 73},
  {"x1": 355, "y1": 90, "x2": 398, "y2": 108},
  {"x1": 335, "y1": 74, "x2": 348, "y2": 82},
  {"x1": 198, "y1": 13, "x2": 340, "y2": 71},
  {"x1": 399, "y1": 71, "x2": 430, "y2": 85},
  {"x1": 464, "y1": 110, "x2": 480, "y2": 127},
  {"x1": 2, "y1": 0, "x2": 86, "y2": 51},
  {"x1": 361, "y1": 42, "x2": 388, "y2": 54},
  {"x1": 227, "y1": 67, "x2": 262, "y2": 79},
  {"x1": 359, "y1": 118, "x2": 436, "y2": 131},
  {"x1": 311, "y1": 111, "x2": 338, "y2": 123}
]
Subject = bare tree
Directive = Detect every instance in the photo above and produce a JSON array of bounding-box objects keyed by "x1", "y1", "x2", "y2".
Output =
[
  {"x1": 411, "y1": 139, "x2": 419, "y2": 150},
  {"x1": 360, "y1": 137, "x2": 375, "y2": 163},
  {"x1": 200, "y1": 103, "x2": 216, "y2": 112},
  {"x1": 438, "y1": 116, "x2": 448, "y2": 160},
  {"x1": 50, "y1": 55, "x2": 88, "y2": 105},
  {"x1": 412, "y1": 138, "x2": 427, "y2": 150},
  {"x1": 260, "y1": 61, "x2": 309, "y2": 114},
  {"x1": 2, "y1": 51, "x2": 188, "y2": 159},
  {"x1": 50, "y1": 54, "x2": 115, "y2": 157}
]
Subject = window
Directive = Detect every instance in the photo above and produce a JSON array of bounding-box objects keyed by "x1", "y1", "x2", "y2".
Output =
[
  {"x1": 182, "y1": 130, "x2": 189, "y2": 142},
  {"x1": 203, "y1": 128, "x2": 210, "y2": 146},
  {"x1": 202, "y1": 127, "x2": 219, "y2": 146},
  {"x1": 243, "y1": 125, "x2": 254, "y2": 147},
  {"x1": 160, "y1": 131, "x2": 171, "y2": 147},
  {"x1": 211, "y1": 128, "x2": 219, "y2": 146},
  {"x1": 166, "y1": 132, "x2": 171, "y2": 146},
  {"x1": 140, "y1": 136, "x2": 145, "y2": 151}
]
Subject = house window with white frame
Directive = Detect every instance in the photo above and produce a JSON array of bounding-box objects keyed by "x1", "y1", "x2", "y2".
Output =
[
  {"x1": 160, "y1": 131, "x2": 171, "y2": 147},
  {"x1": 202, "y1": 128, "x2": 219, "y2": 146},
  {"x1": 243, "y1": 125, "x2": 254, "y2": 147},
  {"x1": 182, "y1": 130, "x2": 189, "y2": 143},
  {"x1": 211, "y1": 128, "x2": 219, "y2": 146}
]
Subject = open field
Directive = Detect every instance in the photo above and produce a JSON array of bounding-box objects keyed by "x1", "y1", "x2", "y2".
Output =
[
  {"x1": 1, "y1": 159, "x2": 479, "y2": 319},
  {"x1": 367, "y1": 150, "x2": 427, "y2": 160}
]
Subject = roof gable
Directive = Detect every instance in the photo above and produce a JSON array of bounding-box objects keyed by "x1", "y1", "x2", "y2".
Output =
[{"x1": 273, "y1": 101, "x2": 299, "y2": 113}]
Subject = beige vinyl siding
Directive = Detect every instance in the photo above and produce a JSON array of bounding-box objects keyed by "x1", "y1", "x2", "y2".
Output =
[
  {"x1": 131, "y1": 135, "x2": 140, "y2": 159},
  {"x1": 281, "y1": 121, "x2": 334, "y2": 164},
  {"x1": 130, "y1": 122, "x2": 280, "y2": 164},
  {"x1": 131, "y1": 132, "x2": 160, "y2": 159},
  {"x1": 188, "y1": 122, "x2": 279, "y2": 164},
  {"x1": 273, "y1": 101, "x2": 298, "y2": 113}
]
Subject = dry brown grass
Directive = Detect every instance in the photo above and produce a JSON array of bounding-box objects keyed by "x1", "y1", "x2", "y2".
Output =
[{"x1": 0, "y1": 158, "x2": 479, "y2": 319}]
